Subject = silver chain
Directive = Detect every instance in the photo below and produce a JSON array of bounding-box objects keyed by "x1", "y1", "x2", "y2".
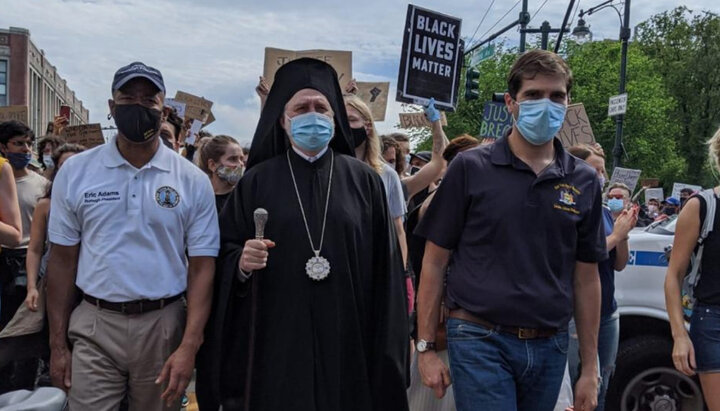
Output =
[{"x1": 286, "y1": 150, "x2": 334, "y2": 257}]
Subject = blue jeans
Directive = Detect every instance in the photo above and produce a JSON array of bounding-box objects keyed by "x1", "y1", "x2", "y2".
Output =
[
  {"x1": 446, "y1": 317, "x2": 569, "y2": 411},
  {"x1": 567, "y1": 310, "x2": 619, "y2": 411},
  {"x1": 689, "y1": 302, "x2": 720, "y2": 373}
]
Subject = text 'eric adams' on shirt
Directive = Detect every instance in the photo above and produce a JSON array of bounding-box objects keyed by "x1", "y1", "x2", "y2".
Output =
[{"x1": 415, "y1": 136, "x2": 608, "y2": 329}]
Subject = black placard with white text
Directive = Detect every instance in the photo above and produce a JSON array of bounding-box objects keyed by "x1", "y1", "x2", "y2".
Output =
[{"x1": 396, "y1": 5, "x2": 463, "y2": 111}]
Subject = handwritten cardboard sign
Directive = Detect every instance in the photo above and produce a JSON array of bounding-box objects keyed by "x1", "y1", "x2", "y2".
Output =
[
  {"x1": 264, "y1": 47, "x2": 352, "y2": 90},
  {"x1": 396, "y1": 5, "x2": 463, "y2": 111},
  {"x1": 645, "y1": 188, "x2": 664, "y2": 204},
  {"x1": 164, "y1": 98, "x2": 186, "y2": 118},
  {"x1": 61, "y1": 124, "x2": 105, "y2": 148},
  {"x1": 640, "y1": 178, "x2": 660, "y2": 188},
  {"x1": 556, "y1": 103, "x2": 595, "y2": 148},
  {"x1": 0, "y1": 106, "x2": 29, "y2": 125},
  {"x1": 174, "y1": 91, "x2": 213, "y2": 124},
  {"x1": 609, "y1": 167, "x2": 642, "y2": 193},
  {"x1": 399, "y1": 112, "x2": 447, "y2": 128},
  {"x1": 356, "y1": 82, "x2": 390, "y2": 122},
  {"x1": 479, "y1": 101, "x2": 512, "y2": 139},
  {"x1": 671, "y1": 183, "x2": 702, "y2": 200}
]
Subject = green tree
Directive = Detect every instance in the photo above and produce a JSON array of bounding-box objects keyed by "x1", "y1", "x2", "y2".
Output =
[
  {"x1": 635, "y1": 7, "x2": 720, "y2": 187},
  {"x1": 566, "y1": 40, "x2": 686, "y2": 188}
]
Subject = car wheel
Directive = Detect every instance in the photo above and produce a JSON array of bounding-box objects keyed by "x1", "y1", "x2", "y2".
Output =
[{"x1": 606, "y1": 336, "x2": 705, "y2": 411}]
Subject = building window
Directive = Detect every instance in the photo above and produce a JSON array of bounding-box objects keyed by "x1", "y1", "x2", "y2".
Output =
[{"x1": 0, "y1": 60, "x2": 7, "y2": 106}]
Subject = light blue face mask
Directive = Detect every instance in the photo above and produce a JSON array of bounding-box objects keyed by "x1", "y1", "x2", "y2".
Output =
[
  {"x1": 513, "y1": 98, "x2": 567, "y2": 146},
  {"x1": 288, "y1": 112, "x2": 334, "y2": 152},
  {"x1": 608, "y1": 198, "x2": 625, "y2": 213}
]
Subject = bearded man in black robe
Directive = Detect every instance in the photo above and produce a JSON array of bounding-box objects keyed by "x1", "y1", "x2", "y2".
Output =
[{"x1": 208, "y1": 58, "x2": 409, "y2": 411}]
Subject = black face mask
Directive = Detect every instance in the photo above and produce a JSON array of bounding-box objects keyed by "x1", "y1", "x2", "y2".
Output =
[
  {"x1": 114, "y1": 104, "x2": 162, "y2": 143},
  {"x1": 351, "y1": 127, "x2": 368, "y2": 148}
]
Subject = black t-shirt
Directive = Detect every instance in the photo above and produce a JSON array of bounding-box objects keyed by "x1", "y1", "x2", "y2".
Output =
[
  {"x1": 695, "y1": 193, "x2": 720, "y2": 305},
  {"x1": 415, "y1": 137, "x2": 608, "y2": 329},
  {"x1": 215, "y1": 192, "x2": 231, "y2": 216}
]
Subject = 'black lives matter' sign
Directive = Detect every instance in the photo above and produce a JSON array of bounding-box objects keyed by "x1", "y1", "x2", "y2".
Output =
[{"x1": 396, "y1": 5, "x2": 463, "y2": 111}]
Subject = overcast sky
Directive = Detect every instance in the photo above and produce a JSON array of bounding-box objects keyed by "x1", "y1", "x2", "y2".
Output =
[{"x1": 1, "y1": 0, "x2": 716, "y2": 145}]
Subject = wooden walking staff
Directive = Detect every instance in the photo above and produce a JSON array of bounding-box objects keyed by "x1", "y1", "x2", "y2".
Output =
[{"x1": 244, "y1": 208, "x2": 268, "y2": 410}]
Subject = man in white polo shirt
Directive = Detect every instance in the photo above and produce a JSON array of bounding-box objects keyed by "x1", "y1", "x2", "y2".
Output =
[{"x1": 46, "y1": 62, "x2": 219, "y2": 411}]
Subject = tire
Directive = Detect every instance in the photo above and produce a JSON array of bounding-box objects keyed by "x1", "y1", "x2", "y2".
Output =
[{"x1": 607, "y1": 335, "x2": 705, "y2": 411}]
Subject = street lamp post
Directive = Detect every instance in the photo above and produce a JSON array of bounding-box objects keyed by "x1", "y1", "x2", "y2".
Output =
[{"x1": 572, "y1": 0, "x2": 631, "y2": 169}]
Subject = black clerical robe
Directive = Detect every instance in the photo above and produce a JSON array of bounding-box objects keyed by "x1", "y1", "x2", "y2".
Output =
[{"x1": 210, "y1": 149, "x2": 409, "y2": 411}]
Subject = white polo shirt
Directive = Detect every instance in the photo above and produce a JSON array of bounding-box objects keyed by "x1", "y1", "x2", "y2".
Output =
[{"x1": 48, "y1": 136, "x2": 219, "y2": 302}]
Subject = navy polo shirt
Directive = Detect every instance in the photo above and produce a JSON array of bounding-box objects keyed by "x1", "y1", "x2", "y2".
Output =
[{"x1": 415, "y1": 136, "x2": 607, "y2": 329}]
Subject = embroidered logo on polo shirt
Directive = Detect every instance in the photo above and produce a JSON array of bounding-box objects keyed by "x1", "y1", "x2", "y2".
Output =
[
  {"x1": 155, "y1": 186, "x2": 180, "y2": 208},
  {"x1": 553, "y1": 183, "x2": 580, "y2": 215}
]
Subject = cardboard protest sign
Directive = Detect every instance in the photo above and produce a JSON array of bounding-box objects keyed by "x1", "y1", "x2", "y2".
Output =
[
  {"x1": 399, "y1": 112, "x2": 447, "y2": 128},
  {"x1": 609, "y1": 167, "x2": 642, "y2": 193},
  {"x1": 264, "y1": 47, "x2": 352, "y2": 90},
  {"x1": 204, "y1": 111, "x2": 216, "y2": 127},
  {"x1": 645, "y1": 188, "x2": 664, "y2": 204},
  {"x1": 396, "y1": 5, "x2": 463, "y2": 111},
  {"x1": 61, "y1": 124, "x2": 105, "y2": 148},
  {"x1": 671, "y1": 183, "x2": 702, "y2": 199},
  {"x1": 174, "y1": 91, "x2": 213, "y2": 124},
  {"x1": 356, "y1": 82, "x2": 390, "y2": 121},
  {"x1": 640, "y1": 178, "x2": 660, "y2": 188},
  {"x1": 479, "y1": 101, "x2": 512, "y2": 139},
  {"x1": 164, "y1": 98, "x2": 186, "y2": 118},
  {"x1": 556, "y1": 103, "x2": 595, "y2": 148},
  {"x1": 0, "y1": 106, "x2": 28, "y2": 125}
]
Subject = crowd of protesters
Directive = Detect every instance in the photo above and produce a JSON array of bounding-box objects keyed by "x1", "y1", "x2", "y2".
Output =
[{"x1": 0, "y1": 49, "x2": 717, "y2": 411}]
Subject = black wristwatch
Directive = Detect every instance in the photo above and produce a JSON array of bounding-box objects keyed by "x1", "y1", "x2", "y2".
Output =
[{"x1": 416, "y1": 339, "x2": 436, "y2": 353}]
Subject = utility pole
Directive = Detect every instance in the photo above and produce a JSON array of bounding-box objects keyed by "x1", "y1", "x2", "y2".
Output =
[
  {"x1": 519, "y1": 0, "x2": 530, "y2": 52},
  {"x1": 613, "y1": 0, "x2": 631, "y2": 169},
  {"x1": 522, "y1": 21, "x2": 570, "y2": 50}
]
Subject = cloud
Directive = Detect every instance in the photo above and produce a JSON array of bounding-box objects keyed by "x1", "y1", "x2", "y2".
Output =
[{"x1": 1, "y1": 0, "x2": 716, "y2": 142}]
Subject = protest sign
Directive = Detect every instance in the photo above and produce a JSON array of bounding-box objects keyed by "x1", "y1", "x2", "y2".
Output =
[
  {"x1": 609, "y1": 167, "x2": 642, "y2": 193},
  {"x1": 640, "y1": 178, "x2": 660, "y2": 188},
  {"x1": 356, "y1": 82, "x2": 390, "y2": 121},
  {"x1": 164, "y1": 98, "x2": 186, "y2": 118},
  {"x1": 479, "y1": 101, "x2": 512, "y2": 139},
  {"x1": 0, "y1": 106, "x2": 28, "y2": 125},
  {"x1": 174, "y1": 91, "x2": 213, "y2": 124},
  {"x1": 396, "y1": 5, "x2": 463, "y2": 111},
  {"x1": 556, "y1": 103, "x2": 595, "y2": 148},
  {"x1": 264, "y1": 47, "x2": 352, "y2": 90},
  {"x1": 671, "y1": 183, "x2": 702, "y2": 199},
  {"x1": 61, "y1": 124, "x2": 105, "y2": 148},
  {"x1": 399, "y1": 112, "x2": 447, "y2": 128},
  {"x1": 205, "y1": 111, "x2": 216, "y2": 127},
  {"x1": 185, "y1": 119, "x2": 204, "y2": 146},
  {"x1": 645, "y1": 188, "x2": 664, "y2": 204}
]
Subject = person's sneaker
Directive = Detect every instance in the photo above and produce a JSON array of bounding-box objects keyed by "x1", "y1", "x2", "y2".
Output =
[{"x1": 181, "y1": 394, "x2": 189, "y2": 408}]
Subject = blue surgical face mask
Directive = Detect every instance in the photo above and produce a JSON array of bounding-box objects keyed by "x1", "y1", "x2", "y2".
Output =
[
  {"x1": 6, "y1": 152, "x2": 32, "y2": 169},
  {"x1": 598, "y1": 175, "x2": 606, "y2": 188},
  {"x1": 287, "y1": 112, "x2": 334, "y2": 152},
  {"x1": 513, "y1": 98, "x2": 567, "y2": 146},
  {"x1": 608, "y1": 198, "x2": 625, "y2": 213}
]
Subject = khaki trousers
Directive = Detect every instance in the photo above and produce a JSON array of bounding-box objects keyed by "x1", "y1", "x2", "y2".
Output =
[{"x1": 68, "y1": 299, "x2": 186, "y2": 411}]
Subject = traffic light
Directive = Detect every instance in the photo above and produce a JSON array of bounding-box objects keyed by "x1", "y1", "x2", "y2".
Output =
[{"x1": 464, "y1": 68, "x2": 480, "y2": 101}]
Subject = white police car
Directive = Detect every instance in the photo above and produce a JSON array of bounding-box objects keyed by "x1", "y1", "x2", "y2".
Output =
[{"x1": 606, "y1": 217, "x2": 706, "y2": 410}]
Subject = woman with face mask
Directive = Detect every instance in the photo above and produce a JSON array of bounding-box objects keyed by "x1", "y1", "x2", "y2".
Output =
[
  {"x1": 198, "y1": 135, "x2": 244, "y2": 214},
  {"x1": 344, "y1": 95, "x2": 413, "y2": 312}
]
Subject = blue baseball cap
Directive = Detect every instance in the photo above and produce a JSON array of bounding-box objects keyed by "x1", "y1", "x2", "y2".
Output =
[
  {"x1": 665, "y1": 197, "x2": 680, "y2": 206},
  {"x1": 112, "y1": 62, "x2": 165, "y2": 94}
]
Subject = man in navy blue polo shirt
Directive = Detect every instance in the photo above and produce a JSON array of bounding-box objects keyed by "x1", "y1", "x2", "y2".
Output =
[{"x1": 415, "y1": 50, "x2": 606, "y2": 411}]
